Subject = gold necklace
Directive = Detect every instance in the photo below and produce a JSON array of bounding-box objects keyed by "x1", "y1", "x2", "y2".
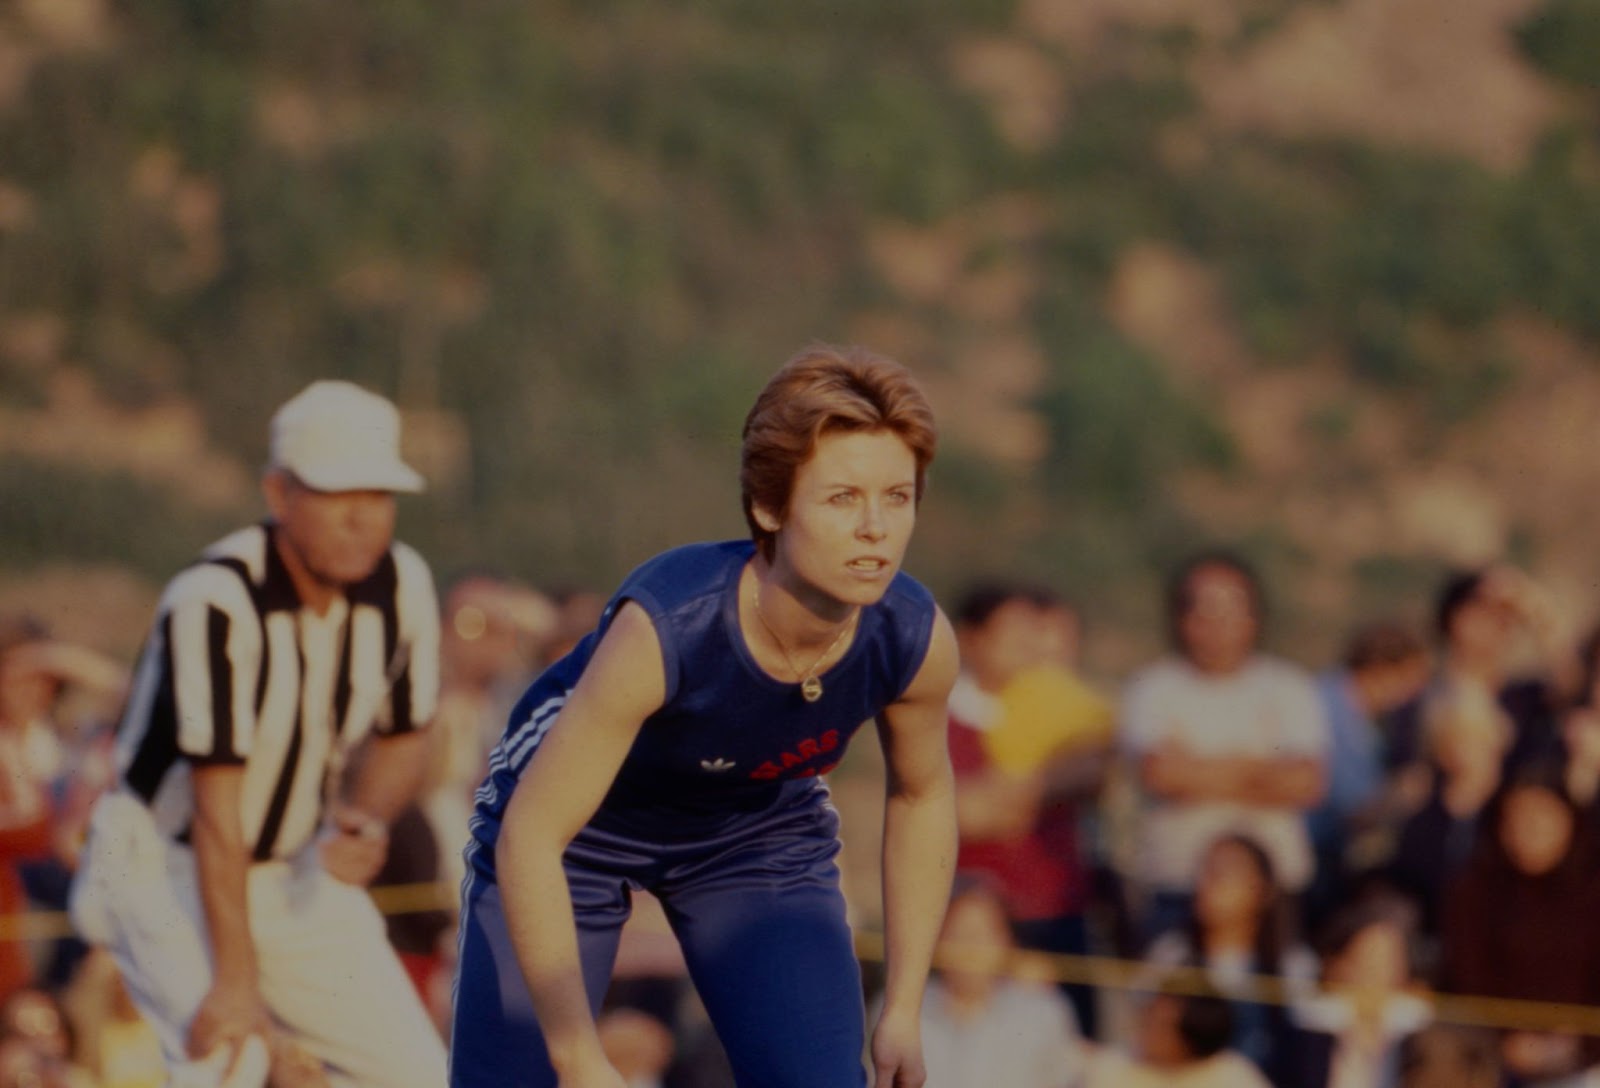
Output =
[{"x1": 751, "y1": 581, "x2": 856, "y2": 703}]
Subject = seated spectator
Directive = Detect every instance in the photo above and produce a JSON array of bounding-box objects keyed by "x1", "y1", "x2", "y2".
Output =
[
  {"x1": 0, "y1": 621, "x2": 75, "y2": 1002},
  {"x1": 1440, "y1": 760, "x2": 1600, "y2": 1087},
  {"x1": 374, "y1": 574, "x2": 555, "y2": 1029},
  {"x1": 1283, "y1": 895, "x2": 1431, "y2": 1088},
  {"x1": 58, "y1": 949, "x2": 164, "y2": 1088},
  {"x1": 1387, "y1": 567, "x2": 1577, "y2": 780},
  {"x1": 907, "y1": 875, "x2": 1086, "y2": 1088},
  {"x1": 1082, "y1": 989, "x2": 1272, "y2": 1088},
  {"x1": 947, "y1": 584, "x2": 1113, "y2": 1034},
  {"x1": 1383, "y1": 677, "x2": 1511, "y2": 940},
  {"x1": 0, "y1": 617, "x2": 126, "y2": 991},
  {"x1": 1119, "y1": 551, "x2": 1329, "y2": 943},
  {"x1": 429, "y1": 574, "x2": 557, "y2": 874},
  {"x1": 0, "y1": 987, "x2": 92, "y2": 1088},
  {"x1": 0, "y1": 1033, "x2": 70, "y2": 1088},
  {"x1": 1141, "y1": 833, "x2": 1315, "y2": 1083},
  {"x1": 1306, "y1": 620, "x2": 1429, "y2": 927}
]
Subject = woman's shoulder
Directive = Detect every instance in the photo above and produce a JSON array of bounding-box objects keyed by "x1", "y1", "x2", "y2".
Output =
[
  {"x1": 616, "y1": 540, "x2": 750, "y2": 610},
  {"x1": 863, "y1": 570, "x2": 940, "y2": 698},
  {"x1": 626, "y1": 539, "x2": 750, "y2": 579},
  {"x1": 871, "y1": 568, "x2": 937, "y2": 631}
]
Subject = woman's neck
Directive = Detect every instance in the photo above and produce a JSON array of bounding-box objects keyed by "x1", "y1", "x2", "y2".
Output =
[
  {"x1": 1202, "y1": 920, "x2": 1258, "y2": 960},
  {"x1": 747, "y1": 557, "x2": 857, "y2": 653},
  {"x1": 1441, "y1": 767, "x2": 1498, "y2": 816}
]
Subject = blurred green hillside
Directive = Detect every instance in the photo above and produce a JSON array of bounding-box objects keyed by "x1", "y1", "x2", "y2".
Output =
[{"x1": 5, "y1": 0, "x2": 1600, "y2": 672}]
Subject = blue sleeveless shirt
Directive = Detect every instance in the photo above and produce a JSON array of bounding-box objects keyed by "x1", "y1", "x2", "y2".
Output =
[{"x1": 467, "y1": 540, "x2": 936, "y2": 860}]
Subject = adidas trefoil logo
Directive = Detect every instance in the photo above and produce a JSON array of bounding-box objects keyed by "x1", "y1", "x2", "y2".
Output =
[{"x1": 700, "y1": 757, "x2": 736, "y2": 773}]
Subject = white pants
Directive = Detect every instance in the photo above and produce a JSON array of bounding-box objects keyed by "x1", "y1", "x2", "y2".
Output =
[{"x1": 71, "y1": 792, "x2": 448, "y2": 1088}]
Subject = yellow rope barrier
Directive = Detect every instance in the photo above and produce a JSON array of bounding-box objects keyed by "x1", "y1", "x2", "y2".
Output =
[
  {"x1": 853, "y1": 931, "x2": 1600, "y2": 1037},
  {"x1": 10, "y1": 882, "x2": 1598, "y2": 1037}
]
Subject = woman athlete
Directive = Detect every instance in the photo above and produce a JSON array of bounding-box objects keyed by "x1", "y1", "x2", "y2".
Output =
[{"x1": 451, "y1": 345, "x2": 959, "y2": 1088}]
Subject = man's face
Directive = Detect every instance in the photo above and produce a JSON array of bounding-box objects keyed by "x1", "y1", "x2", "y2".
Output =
[
  {"x1": 955, "y1": 598, "x2": 1041, "y2": 694},
  {"x1": 1178, "y1": 564, "x2": 1258, "y2": 674},
  {"x1": 0, "y1": 650, "x2": 58, "y2": 728},
  {"x1": 267, "y1": 473, "x2": 397, "y2": 591}
]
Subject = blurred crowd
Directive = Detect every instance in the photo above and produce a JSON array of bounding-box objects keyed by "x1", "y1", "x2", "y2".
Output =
[{"x1": 3, "y1": 552, "x2": 1600, "y2": 1088}]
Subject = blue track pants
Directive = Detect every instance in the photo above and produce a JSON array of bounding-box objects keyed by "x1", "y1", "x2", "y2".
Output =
[{"x1": 450, "y1": 794, "x2": 869, "y2": 1087}]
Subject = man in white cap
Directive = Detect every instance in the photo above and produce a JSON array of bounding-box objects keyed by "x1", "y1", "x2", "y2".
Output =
[{"x1": 71, "y1": 381, "x2": 449, "y2": 1087}]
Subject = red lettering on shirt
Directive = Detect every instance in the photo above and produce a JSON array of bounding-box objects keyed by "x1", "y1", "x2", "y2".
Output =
[{"x1": 748, "y1": 730, "x2": 843, "y2": 780}]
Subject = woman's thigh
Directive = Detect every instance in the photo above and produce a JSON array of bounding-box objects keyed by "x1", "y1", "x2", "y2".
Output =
[{"x1": 660, "y1": 834, "x2": 867, "y2": 1088}]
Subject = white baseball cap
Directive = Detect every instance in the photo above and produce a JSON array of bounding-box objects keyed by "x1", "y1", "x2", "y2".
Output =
[{"x1": 268, "y1": 380, "x2": 425, "y2": 493}]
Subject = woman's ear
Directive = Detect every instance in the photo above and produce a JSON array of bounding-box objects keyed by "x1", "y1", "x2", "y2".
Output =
[{"x1": 751, "y1": 502, "x2": 782, "y2": 535}]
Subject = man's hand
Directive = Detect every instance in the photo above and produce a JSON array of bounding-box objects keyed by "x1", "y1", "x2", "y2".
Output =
[
  {"x1": 870, "y1": 1009, "x2": 927, "y2": 1088},
  {"x1": 268, "y1": 1035, "x2": 332, "y2": 1088},
  {"x1": 187, "y1": 979, "x2": 270, "y2": 1079},
  {"x1": 317, "y1": 805, "x2": 389, "y2": 886}
]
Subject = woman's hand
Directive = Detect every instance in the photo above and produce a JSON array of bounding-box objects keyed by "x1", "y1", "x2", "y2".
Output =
[
  {"x1": 870, "y1": 1008, "x2": 927, "y2": 1088},
  {"x1": 554, "y1": 1046, "x2": 632, "y2": 1088}
]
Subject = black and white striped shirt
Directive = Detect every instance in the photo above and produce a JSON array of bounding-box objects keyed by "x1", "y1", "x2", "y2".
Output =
[{"x1": 114, "y1": 523, "x2": 441, "y2": 862}]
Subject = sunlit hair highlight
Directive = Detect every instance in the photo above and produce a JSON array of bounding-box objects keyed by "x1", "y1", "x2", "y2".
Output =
[{"x1": 740, "y1": 344, "x2": 937, "y2": 559}]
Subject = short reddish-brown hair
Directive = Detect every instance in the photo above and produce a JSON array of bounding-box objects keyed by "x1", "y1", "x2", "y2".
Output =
[{"x1": 741, "y1": 344, "x2": 937, "y2": 558}]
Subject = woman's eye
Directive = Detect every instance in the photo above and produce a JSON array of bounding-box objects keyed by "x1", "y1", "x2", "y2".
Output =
[
  {"x1": 828, "y1": 492, "x2": 855, "y2": 505},
  {"x1": 887, "y1": 490, "x2": 911, "y2": 505}
]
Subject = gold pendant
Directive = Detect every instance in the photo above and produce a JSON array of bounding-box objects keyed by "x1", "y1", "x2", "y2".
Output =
[{"x1": 801, "y1": 675, "x2": 824, "y2": 703}]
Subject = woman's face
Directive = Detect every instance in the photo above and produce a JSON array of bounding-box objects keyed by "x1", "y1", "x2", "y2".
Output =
[
  {"x1": 756, "y1": 429, "x2": 919, "y2": 615},
  {"x1": 1500, "y1": 786, "x2": 1575, "y2": 877},
  {"x1": 1195, "y1": 840, "x2": 1268, "y2": 929},
  {"x1": 1327, "y1": 921, "x2": 1409, "y2": 993},
  {"x1": 937, "y1": 890, "x2": 1013, "y2": 996}
]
